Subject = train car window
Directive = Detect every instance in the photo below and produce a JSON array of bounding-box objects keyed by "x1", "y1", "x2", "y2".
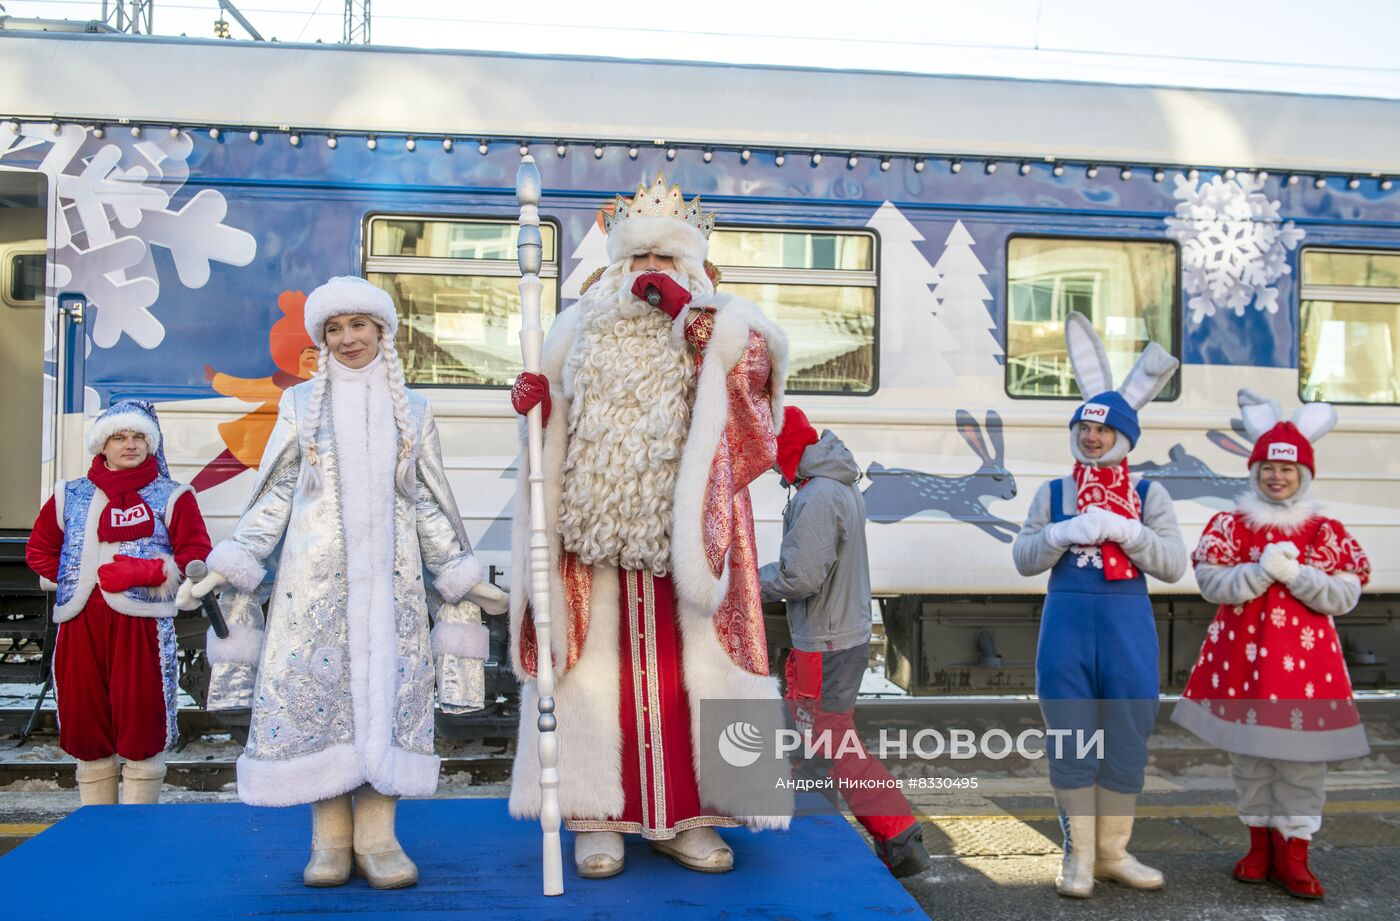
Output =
[
  {"x1": 710, "y1": 227, "x2": 877, "y2": 394},
  {"x1": 1300, "y1": 248, "x2": 1400, "y2": 404},
  {"x1": 364, "y1": 216, "x2": 559, "y2": 387},
  {"x1": 4, "y1": 252, "x2": 44, "y2": 308},
  {"x1": 1006, "y1": 237, "x2": 1179, "y2": 399}
]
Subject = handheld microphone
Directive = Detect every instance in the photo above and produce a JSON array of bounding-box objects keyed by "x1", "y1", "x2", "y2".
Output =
[
  {"x1": 644, "y1": 285, "x2": 662, "y2": 307},
  {"x1": 185, "y1": 559, "x2": 230, "y2": 639}
]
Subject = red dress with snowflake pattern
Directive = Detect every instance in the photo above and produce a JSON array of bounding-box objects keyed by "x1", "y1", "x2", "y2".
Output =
[{"x1": 1177, "y1": 511, "x2": 1371, "y2": 761}]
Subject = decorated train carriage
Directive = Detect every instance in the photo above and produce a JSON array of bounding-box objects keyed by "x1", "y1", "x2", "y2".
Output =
[{"x1": 3, "y1": 30, "x2": 1400, "y2": 699}]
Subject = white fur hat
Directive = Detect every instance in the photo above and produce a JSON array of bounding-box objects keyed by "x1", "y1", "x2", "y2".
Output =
[
  {"x1": 605, "y1": 215, "x2": 709, "y2": 266},
  {"x1": 86, "y1": 400, "x2": 161, "y2": 457},
  {"x1": 303, "y1": 275, "x2": 398, "y2": 346}
]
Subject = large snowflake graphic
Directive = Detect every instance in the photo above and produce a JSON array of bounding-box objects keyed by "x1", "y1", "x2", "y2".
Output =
[
  {"x1": 1165, "y1": 174, "x2": 1305, "y2": 324},
  {"x1": 0, "y1": 122, "x2": 256, "y2": 349}
]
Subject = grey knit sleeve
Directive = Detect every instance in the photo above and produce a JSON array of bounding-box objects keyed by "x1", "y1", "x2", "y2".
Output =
[
  {"x1": 1013, "y1": 481, "x2": 1067, "y2": 577},
  {"x1": 1195, "y1": 561, "x2": 1273, "y2": 605},
  {"x1": 1120, "y1": 481, "x2": 1188, "y2": 583},
  {"x1": 1286, "y1": 567, "x2": 1362, "y2": 617}
]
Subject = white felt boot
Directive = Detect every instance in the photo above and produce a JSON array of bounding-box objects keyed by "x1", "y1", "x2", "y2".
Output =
[
  {"x1": 1054, "y1": 786, "x2": 1096, "y2": 898},
  {"x1": 120, "y1": 755, "x2": 166, "y2": 805},
  {"x1": 575, "y1": 831, "x2": 625, "y2": 879},
  {"x1": 652, "y1": 827, "x2": 734, "y2": 873},
  {"x1": 1095, "y1": 787, "x2": 1164, "y2": 890},
  {"x1": 74, "y1": 756, "x2": 120, "y2": 806},
  {"x1": 352, "y1": 786, "x2": 418, "y2": 889},
  {"x1": 304, "y1": 793, "x2": 353, "y2": 887}
]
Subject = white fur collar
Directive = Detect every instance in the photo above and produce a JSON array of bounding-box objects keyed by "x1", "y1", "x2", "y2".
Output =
[{"x1": 1236, "y1": 491, "x2": 1321, "y2": 531}]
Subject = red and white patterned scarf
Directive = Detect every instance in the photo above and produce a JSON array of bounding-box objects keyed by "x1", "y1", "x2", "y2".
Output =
[{"x1": 1073, "y1": 459, "x2": 1141, "y2": 581}]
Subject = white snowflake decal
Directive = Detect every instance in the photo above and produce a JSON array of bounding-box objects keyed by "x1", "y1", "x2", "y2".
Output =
[
  {"x1": 1304, "y1": 681, "x2": 1315, "y2": 699},
  {"x1": 0, "y1": 123, "x2": 256, "y2": 350},
  {"x1": 1290, "y1": 707, "x2": 1304, "y2": 731},
  {"x1": 1166, "y1": 174, "x2": 1305, "y2": 324},
  {"x1": 1270, "y1": 608, "x2": 1287, "y2": 628},
  {"x1": 1208, "y1": 621, "x2": 1222, "y2": 644},
  {"x1": 1071, "y1": 546, "x2": 1104, "y2": 570},
  {"x1": 1283, "y1": 654, "x2": 1295, "y2": 672},
  {"x1": 1245, "y1": 642, "x2": 1258, "y2": 663}
]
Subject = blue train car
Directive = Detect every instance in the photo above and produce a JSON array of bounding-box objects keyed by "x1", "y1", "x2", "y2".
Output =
[{"x1": 3, "y1": 31, "x2": 1399, "y2": 692}]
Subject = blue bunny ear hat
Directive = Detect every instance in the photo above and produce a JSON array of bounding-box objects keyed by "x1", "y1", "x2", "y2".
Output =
[{"x1": 1063, "y1": 312, "x2": 1179, "y2": 464}]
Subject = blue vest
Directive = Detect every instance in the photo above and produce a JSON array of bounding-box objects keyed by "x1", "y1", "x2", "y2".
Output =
[
  {"x1": 53, "y1": 475, "x2": 187, "y2": 622},
  {"x1": 1046, "y1": 478, "x2": 1152, "y2": 597}
]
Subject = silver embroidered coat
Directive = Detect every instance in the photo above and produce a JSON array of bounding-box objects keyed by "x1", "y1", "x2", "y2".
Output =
[{"x1": 205, "y1": 357, "x2": 484, "y2": 806}]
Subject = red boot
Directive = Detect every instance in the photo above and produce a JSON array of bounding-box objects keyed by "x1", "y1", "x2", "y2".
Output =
[
  {"x1": 1232, "y1": 826, "x2": 1271, "y2": 883},
  {"x1": 1269, "y1": 828, "x2": 1324, "y2": 899}
]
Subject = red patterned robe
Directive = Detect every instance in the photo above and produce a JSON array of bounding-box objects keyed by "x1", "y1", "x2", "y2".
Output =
[
  {"x1": 507, "y1": 293, "x2": 792, "y2": 838},
  {"x1": 1175, "y1": 507, "x2": 1371, "y2": 762}
]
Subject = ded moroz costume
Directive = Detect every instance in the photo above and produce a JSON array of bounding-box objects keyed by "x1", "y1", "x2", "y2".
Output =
[
  {"x1": 1173, "y1": 389, "x2": 1369, "y2": 900},
  {"x1": 507, "y1": 174, "x2": 792, "y2": 878},
  {"x1": 1012, "y1": 313, "x2": 1187, "y2": 898}
]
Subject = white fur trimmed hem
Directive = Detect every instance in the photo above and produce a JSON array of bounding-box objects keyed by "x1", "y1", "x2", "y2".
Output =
[
  {"x1": 206, "y1": 624, "x2": 265, "y2": 666},
  {"x1": 206, "y1": 540, "x2": 267, "y2": 594},
  {"x1": 430, "y1": 621, "x2": 489, "y2": 659},
  {"x1": 433, "y1": 554, "x2": 483, "y2": 604},
  {"x1": 236, "y1": 742, "x2": 441, "y2": 806}
]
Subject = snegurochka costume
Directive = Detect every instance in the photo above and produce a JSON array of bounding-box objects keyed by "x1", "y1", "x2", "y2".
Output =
[
  {"x1": 25, "y1": 400, "x2": 212, "y2": 805},
  {"x1": 1173, "y1": 389, "x2": 1369, "y2": 900},
  {"x1": 200, "y1": 276, "x2": 504, "y2": 889},
  {"x1": 1012, "y1": 313, "x2": 1186, "y2": 898}
]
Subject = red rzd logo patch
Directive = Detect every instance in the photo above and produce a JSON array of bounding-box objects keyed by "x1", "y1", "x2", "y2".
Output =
[
  {"x1": 1267, "y1": 443, "x2": 1298, "y2": 461},
  {"x1": 111, "y1": 506, "x2": 151, "y2": 528},
  {"x1": 1080, "y1": 404, "x2": 1109, "y2": 423}
]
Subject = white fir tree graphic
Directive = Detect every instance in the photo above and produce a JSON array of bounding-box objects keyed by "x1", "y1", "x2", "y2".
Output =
[
  {"x1": 932, "y1": 220, "x2": 1002, "y2": 379},
  {"x1": 865, "y1": 202, "x2": 956, "y2": 388},
  {"x1": 560, "y1": 216, "x2": 610, "y2": 303}
]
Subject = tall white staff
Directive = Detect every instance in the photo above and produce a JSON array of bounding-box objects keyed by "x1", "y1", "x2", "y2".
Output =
[{"x1": 515, "y1": 155, "x2": 564, "y2": 896}]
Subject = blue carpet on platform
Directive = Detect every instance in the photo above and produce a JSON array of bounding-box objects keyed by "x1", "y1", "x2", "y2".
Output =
[{"x1": 1, "y1": 796, "x2": 926, "y2": 920}]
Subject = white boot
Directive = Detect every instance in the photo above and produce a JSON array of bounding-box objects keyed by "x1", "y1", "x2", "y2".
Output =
[
  {"x1": 74, "y1": 756, "x2": 120, "y2": 806},
  {"x1": 120, "y1": 755, "x2": 166, "y2": 805},
  {"x1": 352, "y1": 786, "x2": 418, "y2": 889},
  {"x1": 574, "y1": 831, "x2": 625, "y2": 879},
  {"x1": 652, "y1": 826, "x2": 734, "y2": 873},
  {"x1": 1094, "y1": 787, "x2": 1165, "y2": 890},
  {"x1": 304, "y1": 793, "x2": 353, "y2": 887},
  {"x1": 1054, "y1": 786, "x2": 1096, "y2": 898}
]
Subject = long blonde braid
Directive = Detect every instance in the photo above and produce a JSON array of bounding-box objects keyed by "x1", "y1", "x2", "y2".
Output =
[
  {"x1": 298, "y1": 343, "x2": 331, "y2": 494},
  {"x1": 379, "y1": 331, "x2": 418, "y2": 498}
]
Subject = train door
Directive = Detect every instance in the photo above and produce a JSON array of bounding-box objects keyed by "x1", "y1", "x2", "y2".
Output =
[{"x1": 0, "y1": 168, "x2": 47, "y2": 531}]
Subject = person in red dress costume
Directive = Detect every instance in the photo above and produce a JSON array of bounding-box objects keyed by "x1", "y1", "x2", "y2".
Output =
[
  {"x1": 507, "y1": 174, "x2": 792, "y2": 879},
  {"x1": 1173, "y1": 388, "x2": 1370, "y2": 900}
]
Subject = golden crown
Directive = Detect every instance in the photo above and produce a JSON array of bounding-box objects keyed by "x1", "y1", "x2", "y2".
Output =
[{"x1": 601, "y1": 173, "x2": 716, "y2": 238}]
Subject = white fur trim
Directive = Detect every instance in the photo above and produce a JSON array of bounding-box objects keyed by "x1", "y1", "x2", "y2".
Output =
[
  {"x1": 236, "y1": 742, "x2": 440, "y2": 806},
  {"x1": 1292, "y1": 402, "x2": 1337, "y2": 443},
  {"x1": 85, "y1": 410, "x2": 160, "y2": 457},
  {"x1": 605, "y1": 216, "x2": 708, "y2": 266},
  {"x1": 53, "y1": 481, "x2": 66, "y2": 530},
  {"x1": 1236, "y1": 490, "x2": 1321, "y2": 531},
  {"x1": 163, "y1": 485, "x2": 192, "y2": 528},
  {"x1": 206, "y1": 539, "x2": 267, "y2": 594},
  {"x1": 304, "y1": 275, "x2": 398, "y2": 346},
  {"x1": 206, "y1": 623, "x2": 265, "y2": 666},
  {"x1": 432, "y1": 554, "x2": 483, "y2": 604},
  {"x1": 431, "y1": 621, "x2": 489, "y2": 659}
]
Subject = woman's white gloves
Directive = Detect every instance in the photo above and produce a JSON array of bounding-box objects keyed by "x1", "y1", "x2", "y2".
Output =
[{"x1": 1259, "y1": 541, "x2": 1302, "y2": 584}]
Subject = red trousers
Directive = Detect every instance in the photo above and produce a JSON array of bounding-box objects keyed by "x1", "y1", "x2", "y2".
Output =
[
  {"x1": 785, "y1": 646, "x2": 916, "y2": 843},
  {"x1": 53, "y1": 594, "x2": 172, "y2": 762}
]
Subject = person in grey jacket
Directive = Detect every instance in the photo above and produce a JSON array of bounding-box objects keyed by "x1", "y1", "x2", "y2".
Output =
[{"x1": 759, "y1": 406, "x2": 930, "y2": 879}]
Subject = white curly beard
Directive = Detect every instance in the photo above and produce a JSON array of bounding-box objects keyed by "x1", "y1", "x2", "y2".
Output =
[{"x1": 556, "y1": 263, "x2": 700, "y2": 575}]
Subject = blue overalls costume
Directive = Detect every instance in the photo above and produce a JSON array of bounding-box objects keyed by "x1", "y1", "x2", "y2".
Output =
[{"x1": 1012, "y1": 312, "x2": 1185, "y2": 898}]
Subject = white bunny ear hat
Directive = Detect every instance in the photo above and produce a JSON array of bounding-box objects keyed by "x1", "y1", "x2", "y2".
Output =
[{"x1": 1064, "y1": 312, "x2": 1180, "y2": 458}]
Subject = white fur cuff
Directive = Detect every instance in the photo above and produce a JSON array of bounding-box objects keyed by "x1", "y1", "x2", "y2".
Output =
[
  {"x1": 206, "y1": 540, "x2": 267, "y2": 594},
  {"x1": 206, "y1": 623, "x2": 265, "y2": 666},
  {"x1": 39, "y1": 576, "x2": 58, "y2": 592},
  {"x1": 431, "y1": 621, "x2": 490, "y2": 660},
  {"x1": 153, "y1": 553, "x2": 182, "y2": 601},
  {"x1": 605, "y1": 215, "x2": 708, "y2": 266},
  {"x1": 433, "y1": 554, "x2": 483, "y2": 604}
]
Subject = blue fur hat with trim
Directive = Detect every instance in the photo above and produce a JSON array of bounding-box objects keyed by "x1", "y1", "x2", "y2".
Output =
[
  {"x1": 1069, "y1": 391, "x2": 1141, "y2": 448},
  {"x1": 86, "y1": 399, "x2": 170, "y2": 476}
]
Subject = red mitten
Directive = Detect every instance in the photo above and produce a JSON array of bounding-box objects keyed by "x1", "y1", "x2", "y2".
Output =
[
  {"x1": 631, "y1": 272, "x2": 692, "y2": 320},
  {"x1": 510, "y1": 372, "x2": 551, "y2": 428},
  {"x1": 98, "y1": 554, "x2": 169, "y2": 593}
]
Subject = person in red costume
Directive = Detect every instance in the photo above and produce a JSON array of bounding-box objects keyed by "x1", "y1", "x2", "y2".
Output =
[
  {"x1": 26, "y1": 400, "x2": 211, "y2": 805},
  {"x1": 1174, "y1": 389, "x2": 1371, "y2": 901},
  {"x1": 507, "y1": 174, "x2": 791, "y2": 878},
  {"x1": 760, "y1": 405, "x2": 932, "y2": 878}
]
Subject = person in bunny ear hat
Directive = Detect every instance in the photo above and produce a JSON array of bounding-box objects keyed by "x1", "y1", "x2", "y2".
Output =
[
  {"x1": 1172, "y1": 391, "x2": 1369, "y2": 900},
  {"x1": 190, "y1": 275, "x2": 507, "y2": 890},
  {"x1": 1013, "y1": 312, "x2": 1187, "y2": 898}
]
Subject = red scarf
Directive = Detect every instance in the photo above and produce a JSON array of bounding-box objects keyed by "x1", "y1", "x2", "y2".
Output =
[
  {"x1": 1073, "y1": 459, "x2": 1141, "y2": 581},
  {"x1": 88, "y1": 454, "x2": 159, "y2": 543}
]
